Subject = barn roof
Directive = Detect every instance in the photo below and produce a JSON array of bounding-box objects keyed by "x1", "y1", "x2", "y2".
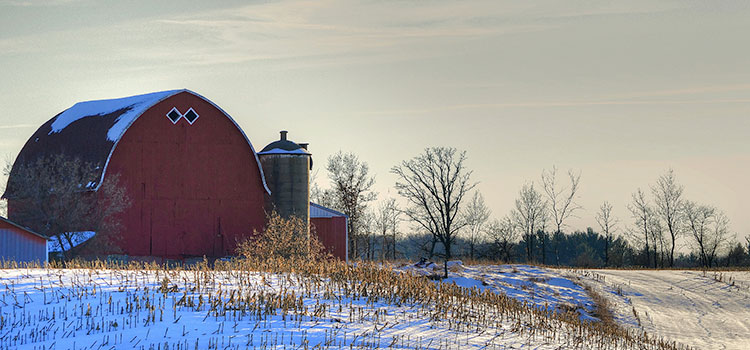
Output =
[
  {"x1": 3, "y1": 89, "x2": 270, "y2": 198},
  {"x1": 50, "y1": 90, "x2": 181, "y2": 142},
  {"x1": 310, "y1": 202, "x2": 347, "y2": 218}
]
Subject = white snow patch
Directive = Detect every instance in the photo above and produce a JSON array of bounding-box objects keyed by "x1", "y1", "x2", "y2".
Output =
[
  {"x1": 400, "y1": 263, "x2": 597, "y2": 319},
  {"x1": 47, "y1": 231, "x2": 96, "y2": 252},
  {"x1": 446, "y1": 260, "x2": 463, "y2": 268},
  {"x1": 575, "y1": 269, "x2": 750, "y2": 350},
  {"x1": 258, "y1": 148, "x2": 310, "y2": 155},
  {"x1": 49, "y1": 90, "x2": 181, "y2": 141}
]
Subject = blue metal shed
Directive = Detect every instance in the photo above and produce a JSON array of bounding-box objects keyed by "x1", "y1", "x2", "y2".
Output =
[{"x1": 0, "y1": 216, "x2": 48, "y2": 264}]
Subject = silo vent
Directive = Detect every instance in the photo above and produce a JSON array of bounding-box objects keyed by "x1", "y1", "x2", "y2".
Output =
[
  {"x1": 299, "y1": 143, "x2": 309, "y2": 150},
  {"x1": 280, "y1": 130, "x2": 288, "y2": 141}
]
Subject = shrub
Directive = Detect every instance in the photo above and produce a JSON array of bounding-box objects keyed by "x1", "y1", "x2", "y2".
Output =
[{"x1": 236, "y1": 211, "x2": 328, "y2": 261}]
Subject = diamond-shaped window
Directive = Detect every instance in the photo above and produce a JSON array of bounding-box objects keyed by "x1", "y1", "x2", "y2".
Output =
[
  {"x1": 167, "y1": 108, "x2": 182, "y2": 123},
  {"x1": 184, "y1": 108, "x2": 199, "y2": 124}
]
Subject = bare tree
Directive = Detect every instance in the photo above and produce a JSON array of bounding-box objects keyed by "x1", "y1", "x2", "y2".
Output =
[
  {"x1": 487, "y1": 216, "x2": 517, "y2": 262},
  {"x1": 511, "y1": 183, "x2": 547, "y2": 262},
  {"x1": 359, "y1": 210, "x2": 376, "y2": 260},
  {"x1": 309, "y1": 169, "x2": 321, "y2": 200},
  {"x1": 325, "y1": 151, "x2": 377, "y2": 260},
  {"x1": 683, "y1": 201, "x2": 715, "y2": 267},
  {"x1": 0, "y1": 155, "x2": 11, "y2": 217},
  {"x1": 392, "y1": 147, "x2": 476, "y2": 277},
  {"x1": 374, "y1": 198, "x2": 401, "y2": 260},
  {"x1": 463, "y1": 191, "x2": 491, "y2": 260},
  {"x1": 541, "y1": 166, "x2": 582, "y2": 234},
  {"x1": 3, "y1": 154, "x2": 130, "y2": 259},
  {"x1": 541, "y1": 166, "x2": 581, "y2": 265},
  {"x1": 649, "y1": 215, "x2": 667, "y2": 268},
  {"x1": 697, "y1": 209, "x2": 731, "y2": 267},
  {"x1": 628, "y1": 188, "x2": 653, "y2": 267},
  {"x1": 595, "y1": 201, "x2": 618, "y2": 267},
  {"x1": 651, "y1": 169, "x2": 684, "y2": 267}
]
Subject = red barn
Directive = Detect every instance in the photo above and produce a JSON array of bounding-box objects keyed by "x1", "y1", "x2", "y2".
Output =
[{"x1": 3, "y1": 90, "x2": 347, "y2": 261}]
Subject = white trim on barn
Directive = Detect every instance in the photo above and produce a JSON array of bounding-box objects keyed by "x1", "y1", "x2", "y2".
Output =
[
  {"x1": 183, "y1": 107, "x2": 200, "y2": 124},
  {"x1": 166, "y1": 107, "x2": 182, "y2": 124}
]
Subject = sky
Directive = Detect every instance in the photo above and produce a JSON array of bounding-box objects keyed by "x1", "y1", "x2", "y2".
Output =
[{"x1": 1, "y1": 0, "x2": 749, "y2": 248}]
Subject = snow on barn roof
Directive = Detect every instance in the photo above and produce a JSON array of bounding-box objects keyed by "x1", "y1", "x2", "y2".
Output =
[
  {"x1": 3, "y1": 89, "x2": 271, "y2": 198},
  {"x1": 310, "y1": 202, "x2": 347, "y2": 218},
  {"x1": 257, "y1": 148, "x2": 310, "y2": 155},
  {"x1": 49, "y1": 90, "x2": 181, "y2": 141}
]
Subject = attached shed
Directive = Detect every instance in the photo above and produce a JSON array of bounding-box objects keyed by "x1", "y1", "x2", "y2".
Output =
[
  {"x1": 310, "y1": 203, "x2": 348, "y2": 261},
  {"x1": 0, "y1": 216, "x2": 48, "y2": 264}
]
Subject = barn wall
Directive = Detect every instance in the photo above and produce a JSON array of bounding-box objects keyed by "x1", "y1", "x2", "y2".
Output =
[
  {"x1": 0, "y1": 221, "x2": 47, "y2": 263},
  {"x1": 105, "y1": 92, "x2": 267, "y2": 259},
  {"x1": 311, "y1": 217, "x2": 347, "y2": 261}
]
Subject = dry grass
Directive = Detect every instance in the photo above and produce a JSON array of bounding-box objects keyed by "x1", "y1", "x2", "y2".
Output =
[
  {"x1": 580, "y1": 282, "x2": 616, "y2": 327},
  {"x1": 236, "y1": 212, "x2": 329, "y2": 261}
]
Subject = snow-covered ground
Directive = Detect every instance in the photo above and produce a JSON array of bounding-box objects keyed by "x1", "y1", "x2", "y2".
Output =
[
  {"x1": 400, "y1": 262, "x2": 598, "y2": 320},
  {"x1": 402, "y1": 262, "x2": 750, "y2": 349},
  {"x1": 1, "y1": 266, "x2": 654, "y2": 350},
  {"x1": 8, "y1": 262, "x2": 728, "y2": 350},
  {"x1": 575, "y1": 269, "x2": 750, "y2": 350}
]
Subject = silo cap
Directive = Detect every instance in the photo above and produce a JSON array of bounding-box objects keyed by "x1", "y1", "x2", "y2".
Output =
[{"x1": 258, "y1": 130, "x2": 311, "y2": 155}]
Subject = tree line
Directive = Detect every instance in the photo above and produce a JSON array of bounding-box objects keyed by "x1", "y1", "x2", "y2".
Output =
[
  {"x1": 2, "y1": 147, "x2": 748, "y2": 268},
  {"x1": 314, "y1": 147, "x2": 750, "y2": 270}
]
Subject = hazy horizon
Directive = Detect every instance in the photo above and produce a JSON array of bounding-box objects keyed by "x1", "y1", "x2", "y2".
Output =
[{"x1": 1, "y1": 0, "x2": 748, "y2": 248}]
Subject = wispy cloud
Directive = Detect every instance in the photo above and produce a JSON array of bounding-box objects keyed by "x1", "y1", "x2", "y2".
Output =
[
  {"x1": 0, "y1": 123, "x2": 36, "y2": 129},
  {"x1": 358, "y1": 98, "x2": 750, "y2": 116},
  {"x1": 0, "y1": 0, "x2": 677, "y2": 70},
  {"x1": 608, "y1": 84, "x2": 750, "y2": 99},
  {"x1": 142, "y1": 0, "x2": 550, "y2": 69},
  {"x1": 0, "y1": 0, "x2": 83, "y2": 7}
]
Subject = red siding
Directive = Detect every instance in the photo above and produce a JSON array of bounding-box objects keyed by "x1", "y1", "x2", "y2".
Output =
[
  {"x1": 104, "y1": 92, "x2": 267, "y2": 259},
  {"x1": 311, "y1": 217, "x2": 347, "y2": 261}
]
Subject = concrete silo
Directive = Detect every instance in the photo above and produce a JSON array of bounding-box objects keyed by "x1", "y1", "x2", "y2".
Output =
[{"x1": 258, "y1": 131, "x2": 311, "y2": 225}]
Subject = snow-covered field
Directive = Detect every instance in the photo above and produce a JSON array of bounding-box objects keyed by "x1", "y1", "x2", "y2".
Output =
[
  {"x1": 402, "y1": 262, "x2": 750, "y2": 350},
  {"x1": 576, "y1": 269, "x2": 750, "y2": 350},
  {"x1": 0, "y1": 263, "x2": 669, "y2": 350}
]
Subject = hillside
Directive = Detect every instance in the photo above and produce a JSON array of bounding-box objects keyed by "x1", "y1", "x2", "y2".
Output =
[
  {"x1": 407, "y1": 262, "x2": 750, "y2": 350},
  {"x1": 576, "y1": 269, "x2": 750, "y2": 350}
]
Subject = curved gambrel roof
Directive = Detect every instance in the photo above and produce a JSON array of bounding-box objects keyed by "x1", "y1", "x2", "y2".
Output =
[{"x1": 3, "y1": 89, "x2": 270, "y2": 197}]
